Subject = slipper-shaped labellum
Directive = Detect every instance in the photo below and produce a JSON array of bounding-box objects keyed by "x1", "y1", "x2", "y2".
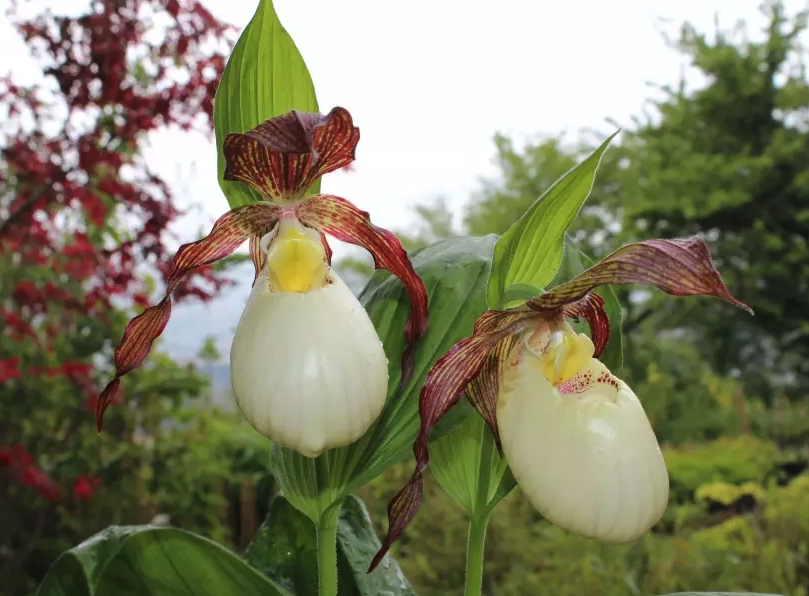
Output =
[
  {"x1": 230, "y1": 216, "x2": 388, "y2": 457},
  {"x1": 497, "y1": 321, "x2": 668, "y2": 542},
  {"x1": 95, "y1": 107, "x2": 428, "y2": 459},
  {"x1": 371, "y1": 237, "x2": 752, "y2": 571}
]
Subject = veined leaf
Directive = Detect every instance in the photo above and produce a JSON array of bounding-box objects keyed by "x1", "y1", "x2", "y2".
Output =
[
  {"x1": 271, "y1": 235, "x2": 495, "y2": 522},
  {"x1": 214, "y1": 0, "x2": 319, "y2": 208},
  {"x1": 487, "y1": 132, "x2": 619, "y2": 309},
  {"x1": 36, "y1": 526, "x2": 291, "y2": 596},
  {"x1": 430, "y1": 412, "x2": 516, "y2": 519},
  {"x1": 428, "y1": 238, "x2": 622, "y2": 523},
  {"x1": 246, "y1": 494, "x2": 416, "y2": 595}
]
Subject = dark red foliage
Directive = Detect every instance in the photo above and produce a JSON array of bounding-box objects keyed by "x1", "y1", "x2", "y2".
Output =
[
  {"x1": 1, "y1": 0, "x2": 236, "y2": 336},
  {"x1": 73, "y1": 475, "x2": 102, "y2": 500},
  {"x1": 19, "y1": 466, "x2": 60, "y2": 502},
  {"x1": 0, "y1": 445, "x2": 59, "y2": 502},
  {"x1": 0, "y1": 358, "x2": 22, "y2": 382},
  {"x1": 0, "y1": 4, "x2": 235, "y2": 592}
]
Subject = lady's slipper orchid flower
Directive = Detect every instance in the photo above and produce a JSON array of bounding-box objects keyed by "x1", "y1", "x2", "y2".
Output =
[
  {"x1": 95, "y1": 107, "x2": 428, "y2": 458},
  {"x1": 371, "y1": 237, "x2": 751, "y2": 570}
]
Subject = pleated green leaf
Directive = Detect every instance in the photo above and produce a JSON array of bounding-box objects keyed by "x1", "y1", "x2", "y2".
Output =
[
  {"x1": 271, "y1": 235, "x2": 495, "y2": 522},
  {"x1": 246, "y1": 494, "x2": 416, "y2": 595},
  {"x1": 36, "y1": 526, "x2": 292, "y2": 596},
  {"x1": 214, "y1": 0, "x2": 319, "y2": 208},
  {"x1": 430, "y1": 412, "x2": 516, "y2": 519}
]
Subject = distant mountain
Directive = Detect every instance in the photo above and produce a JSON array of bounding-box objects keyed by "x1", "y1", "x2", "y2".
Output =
[
  {"x1": 196, "y1": 361, "x2": 234, "y2": 409},
  {"x1": 199, "y1": 361, "x2": 231, "y2": 392}
]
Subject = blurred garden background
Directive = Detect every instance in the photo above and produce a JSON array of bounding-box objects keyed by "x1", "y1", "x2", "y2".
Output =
[{"x1": 2, "y1": 0, "x2": 809, "y2": 595}]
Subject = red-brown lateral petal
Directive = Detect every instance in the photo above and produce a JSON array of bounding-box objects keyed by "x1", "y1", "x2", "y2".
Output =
[
  {"x1": 248, "y1": 233, "x2": 265, "y2": 287},
  {"x1": 320, "y1": 233, "x2": 333, "y2": 266},
  {"x1": 298, "y1": 194, "x2": 428, "y2": 389},
  {"x1": 95, "y1": 203, "x2": 281, "y2": 431},
  {"x1": 561, "y1": 291, "x2": 610, "y2": 358},
  {"x1": 223, "y1": 107, "x2": 359, "y2": 201},
  {"x1": 369, "y1": 309, "x2": 533, "y2": 572},
  {"x1": 466, "y1": 333, "x2": 519, "y2": 452},
  {"x1": 528, "y1": 237, "x2": 753, "y2": 314}
]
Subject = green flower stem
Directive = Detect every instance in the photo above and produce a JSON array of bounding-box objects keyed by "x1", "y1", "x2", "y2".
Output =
[
  {"x1": 316, "y1": 504, "x2": 340, "y2": 596},
  {"x1": 464, "y1": 514, "x2": 490, "y2": 596},
  {"x1": 465, "y1": 427, "x2": 494, "y2": 596}
]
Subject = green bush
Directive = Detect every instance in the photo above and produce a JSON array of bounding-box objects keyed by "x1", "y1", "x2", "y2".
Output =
[
  {"x1": 664, "y1": 436, "x2": 780, "y2": 503},
  {"x1": 363, "y1": 441, "x2": 809, "y2": 596}
]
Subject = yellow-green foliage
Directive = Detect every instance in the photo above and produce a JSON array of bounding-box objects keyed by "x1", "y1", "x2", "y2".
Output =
[
  {"x1": 695, "y1": 481, "x2": 766, "y2": 506},
  {"x1": 664, "y1": 436, "x2": 779, "y2": 502},
  {"x1": 365, "y1": 444, "x2": 809, "y2": 596}
]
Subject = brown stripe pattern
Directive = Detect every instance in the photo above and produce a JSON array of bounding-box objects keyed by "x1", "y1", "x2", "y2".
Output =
[
  {"x1": 95, "y1": 203, "x2": 281, "y2": 431},
  {"x1": 223, "y1": 107, "x2": 359, "y2": 203},
  {"x1": 248, "y1": 234, "x2": 266, "y2": 287},
  {"x1": 561, "y1": 291, "x2": 610, "y2": 358},
  {"x1": 372, "y1": 236, "x2": 752, "y2": 569},
  {"x1": 466, "y1": 333, "x2": 519, "y2": 452},
  {"x1": 320, "y1": 233, "x2": 333, "y2": 266},
  {"x1": 298, "y1": 194, "x2": 429, "y2": 391},
  {"x1": 528, "y1": 237, "x2": 753, "y2": 314},
  {"x1": 370, "y1": 309, "x2": 532, "y2": 571}
]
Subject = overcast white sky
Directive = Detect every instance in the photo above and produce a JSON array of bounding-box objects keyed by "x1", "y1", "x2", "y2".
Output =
[{"x1": 1, "y1": 0, "x2": 803, "y2": 360}]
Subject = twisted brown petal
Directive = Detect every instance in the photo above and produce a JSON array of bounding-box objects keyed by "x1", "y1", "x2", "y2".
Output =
[
  {"x1": 223, "y1": 107, "x2": 359, "y2": 202},
  {"x1": 369, "y1": 309, "x2": 533, "y2": 571},
  {"x1": 298, "y1": 194, "x2": 428, "y2": 390},
  {"x1": 561, "y1": 291, "x2": 610, "y2": 358},
  {"x1": 466, "y1": 333, "x2": 520, "y2": 451},
  {"x1": 95, "y1": 203, "x2": 281, "y2": 430},
  {"x1": 320, "y1": 233, "x2": 333, "y2": 266},
  {"x1": 529, "y1": 237, "x2": 753, "y2": 315},
  {"x1": 248, "y1": 233, "x2": 265, "y2": 287}
]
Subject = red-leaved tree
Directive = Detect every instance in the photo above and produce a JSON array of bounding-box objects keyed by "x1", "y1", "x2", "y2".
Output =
[{"x1": 0, "y1": 1, "x2": 237, "y2": 593}]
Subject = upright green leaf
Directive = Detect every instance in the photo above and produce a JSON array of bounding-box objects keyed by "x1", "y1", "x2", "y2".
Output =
[
  {"x1": 550, "y1": 235, "x2": 624, "y2": 371},
  {"x1": 214, "y1": 0, "x2": 319, "y2": 208},
  {"x1": 487, "y1": 131, "x2": 619, "y2": 308},
  {"x1": 271, "y1": 236, "x2": 496, "y2": 522},
  {"x1": 36, "y1": 526, "x2": 292, "y2": 596},
  {"x1": 430, "y1": 413, "x2": 516, "y2": 519},
  {"x1": 246, "y1": 494, "x2": 416, "y2": 596}
]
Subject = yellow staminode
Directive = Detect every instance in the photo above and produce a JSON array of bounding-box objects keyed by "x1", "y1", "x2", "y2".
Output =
[
  {"x1": 537, "y1": 328, "x2": 595, "y2": 386},
  {"x1": 266, "y1": 220, "x2": 329, "y2": 293}
]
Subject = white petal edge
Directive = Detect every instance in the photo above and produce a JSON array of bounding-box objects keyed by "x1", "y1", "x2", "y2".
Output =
[
  {"x1": 230, "y1": 269, "x2": 388, "y2": 458},
  {"x1": 497, "y1": 351, "x2": 669, "y2": 542}
]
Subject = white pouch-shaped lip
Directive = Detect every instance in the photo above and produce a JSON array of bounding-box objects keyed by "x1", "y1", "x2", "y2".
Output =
[
  {"x1": 230, "y1": 217, "x2": 389, "y2": 458},
  {"x1": 497, "y1": 332, "x2": 669, "y2": 543}
]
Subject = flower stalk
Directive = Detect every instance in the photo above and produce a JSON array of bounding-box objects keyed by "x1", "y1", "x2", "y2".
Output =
[
  {"x1": 464, "y1": 427, "x2": 495, "y2": 596},
  {"x1": 316, "y1": 503, "x2": 341, "y2": 596},
  {"x1": 464, "y1": 514, "x2": 490, "y2": 596}
]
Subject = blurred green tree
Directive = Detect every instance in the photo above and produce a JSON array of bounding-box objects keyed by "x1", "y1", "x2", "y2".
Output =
[
  {"x1": 598, "y1": 1, "x2": 809, "y2": 398},
  {"x1": 362, "y1": 1, "x2": 809, "y2": 404}
]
